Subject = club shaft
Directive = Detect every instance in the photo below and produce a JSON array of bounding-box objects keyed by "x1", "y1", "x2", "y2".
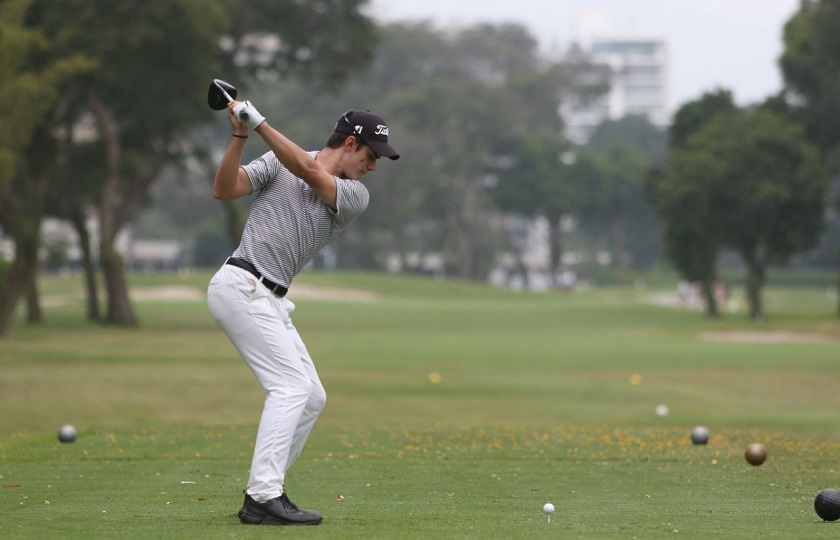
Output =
[{"x1": 214, "y1": 81, "x2": 234, "y2": 103}]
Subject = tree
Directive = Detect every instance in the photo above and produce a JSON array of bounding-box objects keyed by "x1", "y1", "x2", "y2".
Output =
[
  {"x1": 662, "y1": 108, "x2": 827, "y2": 319},
  {"x1": 366, "y1": 23, "x2": 598, "y2": 280},
  {"x1": 583, "y1": 117, "x2": 667, "y2": 273},
  {"x1": 586, "y1": 115, "x2": 668, "y2": 166},
  {"x1": 491, "y1": 134, "x2": 581, "y2": 287},
  {"x1": 21, "y1": 0, "x2": 228, "y2": 326},
  {"x1": 395, "y1": 76, "x2": 513, "y2": 280},
  {"x1": 668, "y1": 89, "x2": 738, "y2": 148},
  {"x1": 393, "y1": 24, "x2": 553, "y2": 280},
  {"x1": 13, "y1": 0, "x2": 378, "y2": 330},
  {"x1": 222, "y1": 0, "x2": 378, "y2": 89},
  {"x1": 574, "y1": 144, "x2": 658, "y2": 282},
  {"x1": 0, "y1": 0, "x2": 94, "y2": 336},
  {"x1": 780, "y1": 0, "x2": 840, "y2": 316},
  {"x1": 0, "y1": 0, "x2": 91, "y2": 191},
  {"x1": 651, "y1": 172, "x2": 723, "y2": 318},
  {"x1": 648, "y1": 90, "x2": 738, "y2": 317},
  {"x1": 310, "y1": 22, "x2": 572, "y2": 280},
  {"x1": 649, "y1": 144, "x2": 728, "y2": 318},
  {"x1": 780, "y1": 0, "x2": 840, "y2": 156}
]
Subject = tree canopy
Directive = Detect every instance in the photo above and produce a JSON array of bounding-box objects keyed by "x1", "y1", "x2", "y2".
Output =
[
  {"x1": 780, "y1": 0, "x2": 840, "y2": 157},
  {"x1": 0, "y1": 0, "x2": 379, "y2": 334},
  {"x1": 654, "y1": 102, "x2": 826, "y2": 319},
  {"x1": 0, "y1": 0, "x2": 93, "y2": 193},
  {"x1": 779, "y1": 0, "x2": 840, "y2": 317}
]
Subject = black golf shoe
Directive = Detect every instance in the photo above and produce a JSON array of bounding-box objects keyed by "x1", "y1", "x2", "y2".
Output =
[{"x1": 238, "y1": 491, "x2": 323, "y2": 525}]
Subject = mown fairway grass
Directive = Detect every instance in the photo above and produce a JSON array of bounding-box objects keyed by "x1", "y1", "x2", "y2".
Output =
[{"x1": 1, "y1": 270, "x2": 839, "y2": 539}]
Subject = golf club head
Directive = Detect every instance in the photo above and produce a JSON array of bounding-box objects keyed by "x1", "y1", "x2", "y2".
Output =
[{"x1": 208, "y1": 79, "x2": 237, "y2": 110}]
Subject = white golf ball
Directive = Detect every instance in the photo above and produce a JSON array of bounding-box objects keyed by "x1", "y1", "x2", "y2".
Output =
[
  {"x1": 655, "y1": 404, "x2": 669, "y2": 417},
  {"x1": 543, "y1": 502, "x2": 555, "y2": 514},
  {"x1": 691, "y1": 425, "x2": 710, "y2": 445},
  {"x1": 58, "y1": 424, "x2": 77, "y2": 443}
]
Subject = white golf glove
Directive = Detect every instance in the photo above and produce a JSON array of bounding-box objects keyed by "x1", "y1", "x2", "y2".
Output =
[{"x1": 232, "y1": 100, "x2": 266, "y2": 129}]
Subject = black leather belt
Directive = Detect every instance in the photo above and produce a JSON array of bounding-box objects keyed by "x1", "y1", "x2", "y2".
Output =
[{"x1": 225, "y1": 257, "x2": 288, "y2": 297}]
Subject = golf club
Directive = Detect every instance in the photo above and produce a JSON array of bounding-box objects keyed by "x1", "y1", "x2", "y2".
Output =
[
  {"x1": 207, "y1": 79, "x2": 246, "y2": 121},
  {"x1": 208, "y1": 79, "x2": 237, "y2": 110}
]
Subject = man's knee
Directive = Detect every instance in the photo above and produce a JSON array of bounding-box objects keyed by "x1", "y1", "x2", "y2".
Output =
[{"x1": 308, "y1": 384, "x2": 326, "y2": 413}]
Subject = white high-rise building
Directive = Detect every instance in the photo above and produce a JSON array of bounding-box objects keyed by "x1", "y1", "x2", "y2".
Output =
[{"x1": 560, "y1": 35, "x2": 672, "y2": 144}]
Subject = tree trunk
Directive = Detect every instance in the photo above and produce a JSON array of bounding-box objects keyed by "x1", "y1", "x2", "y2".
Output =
[
  {"x1": 26, "y1": 277, "x2": 42, "y2": 324},
  {"x1": 0, "y1": 159, "x2": 47, "y2": 336},
  {"x1": 745, "y1": 261, "x2": 765, "y2": 320},
  {"x1": 441, "y1": 164, "x2": 477, "y2": 280},
  {"x1": 0, "y1": 223, "x2": 41, "y2": 336},
  {"x1": 100, "y1": 239, "x2": 137, "y2": 325},
  {"x1": 70, "y1": 206, "x2": 101, "y2": 321},
  {"x1": 701, "y1": 277, "x2": 720, "y2": 319},
  {"x1": 509, "y1": 222, "x2": 529, "y2": 290},
  {"x1": 548, "y1": 215, "x2": 563, "y2": 288},
  {"x1": 459, "y1": 177, "x2": 477, "y2": 280},
  {"x1": 88, "y1": 93, "x2": 136, "y2": 325},
  {"x1": 610, "y1": 215, "x2": 626, "y2": 284},
  {"x1": 442, "y1": 185, "x2": 466, "y2": 279},
  {"x1": 0, "y1": 260, "x2": 30, "y2": 336}
]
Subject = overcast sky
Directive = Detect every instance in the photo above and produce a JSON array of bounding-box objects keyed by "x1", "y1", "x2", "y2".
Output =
[{"x1": 371, "y1": 0, "x2": 801, "y2": 110}]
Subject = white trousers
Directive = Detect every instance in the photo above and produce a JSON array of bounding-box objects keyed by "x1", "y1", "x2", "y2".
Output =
[{"x1": 207, "y1": 264, "x2": 326, "y2": 502}]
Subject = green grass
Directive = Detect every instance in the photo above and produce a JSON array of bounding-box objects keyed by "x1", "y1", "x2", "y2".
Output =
[{"x1": 1, "y1": 270, "x2": 840, "y2": 539}]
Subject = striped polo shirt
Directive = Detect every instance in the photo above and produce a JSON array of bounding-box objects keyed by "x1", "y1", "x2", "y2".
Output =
[{"x1": 230, "y1": 150, "x2": 370, "y2": 288}]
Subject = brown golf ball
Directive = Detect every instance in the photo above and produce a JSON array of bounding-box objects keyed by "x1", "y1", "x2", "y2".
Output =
[{"x1": 745, "y1": 443, "x2": 767, "y2": 466}]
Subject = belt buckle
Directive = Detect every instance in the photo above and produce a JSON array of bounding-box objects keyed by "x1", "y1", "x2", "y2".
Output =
[{"x1": 259, "y1": 276, "x2": 279, "y2": 295}]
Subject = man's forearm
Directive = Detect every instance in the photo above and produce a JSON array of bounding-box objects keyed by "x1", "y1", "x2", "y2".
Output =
[
  {"x1": 255, "y1": 122, "x2": 337, "y2": 208},
  {"x1": 255, "y1": 122, "x2": 315, "y2": 179},
  {"x1": 213, "y1": 137, "x2": 248, "y2": 200}
]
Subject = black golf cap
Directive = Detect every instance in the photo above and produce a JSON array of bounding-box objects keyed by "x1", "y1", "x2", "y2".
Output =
[{"x1": 334, "y1": 109, "x2": 400, "y2": 160}]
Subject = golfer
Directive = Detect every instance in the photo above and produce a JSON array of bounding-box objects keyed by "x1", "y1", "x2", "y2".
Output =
[{"x1": 207, "y1": 98, "x2": 399, "y2": 526}]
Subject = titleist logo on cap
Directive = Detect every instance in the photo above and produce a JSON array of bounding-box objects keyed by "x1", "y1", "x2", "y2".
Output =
[{"x1": 335, "y1": 109, "x2": 400, "y2": 160}]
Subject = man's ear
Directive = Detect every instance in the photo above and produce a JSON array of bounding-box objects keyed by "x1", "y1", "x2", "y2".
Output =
[{"x1": 343, "y1": 135, "x2": 360, "y2": 153}]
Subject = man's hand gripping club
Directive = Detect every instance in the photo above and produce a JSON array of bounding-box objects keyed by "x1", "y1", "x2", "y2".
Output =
[{"x1": 229, "y1": 100, "x2": 266, "y2": 131}]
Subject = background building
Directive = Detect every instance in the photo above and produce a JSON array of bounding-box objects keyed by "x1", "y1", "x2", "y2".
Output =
[{"x1": 559, "y1": 28, "x2": 672, "y2": 144}]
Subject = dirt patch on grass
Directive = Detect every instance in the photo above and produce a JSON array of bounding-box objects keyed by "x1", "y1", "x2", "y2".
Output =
[
  {"x1": 698, "y1": 331, "x2": 834, "y2": 344},
  {"x1": 288, "y1": 284, "x2": 377, "y2": 302},
  {"x1": 131, "y1": 286, "x2": 204, "y2": 302},
  {"x1": 129, "y1": 284, "x2": 376, "y2": 303}
]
